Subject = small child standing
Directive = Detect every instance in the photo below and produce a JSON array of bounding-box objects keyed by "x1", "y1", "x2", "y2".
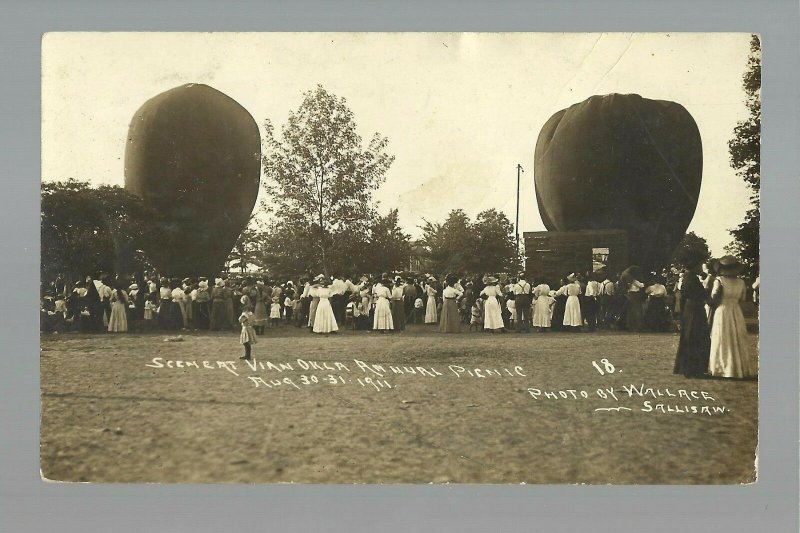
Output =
[
  {"x1": 269, "y1": 296, "x2": 281, "y2": 328},
  {"x1": 143, "y1": 298, "x2": 156, "y2": 327},
  {"x1": 414, "y1": 297, "x2": 424, "y2": 324},
  {"x1": 283, "y1": 295, "x2": 294, "y2": 322},
  {"x1": 239, "y1": 304, "x2": 257, "y2": 360}
]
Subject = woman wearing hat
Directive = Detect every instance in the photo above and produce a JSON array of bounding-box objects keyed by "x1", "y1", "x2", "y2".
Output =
[
  {"x1": 307, "y1": 275, "x2": 324, "y2": 331},
  {"x1": 673, "y1": 252, "x2": 711, "y2": 378},
  {"x1": 210, "y1": 278, "x2": 229, "y2": 331},
  {"x1": 373, "y1": 278, "x2": 394, "y2": 332},
  {"x1": 556, "y1": 274, "x2": 582, "y2": 331},
  {"x1": 252, "y1": 280, "x2": 269, "y2": 334},
  {"x1": 439, "y1": 276, "x2": 463, "y2": 333},
  {"x1": 480, "y1": 276, "x2": 506, "y2": 332},
  {"x1": 107, "y1": 281, "x2": 129, "y2": 333},
  {"x1": 391, "y1": 277, "x2": 406, "y2": 331},
  {"x1": 312, "y1": 277, "x2": 339, "y2": 334},
  {"x1": 194, "y1": 279, "x2": 211, "y2": 330},
  {"x1": 708, "y1": 256, "x2": 756, "y2": 378},
  {"x1": 424, "y1": 277, "x2": 438, "y2": 325}
]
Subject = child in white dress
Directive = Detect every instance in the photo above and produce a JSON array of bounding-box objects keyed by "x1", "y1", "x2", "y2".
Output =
[{"x1": 270, "y1": 296, "x2": 281, "y2": 328}]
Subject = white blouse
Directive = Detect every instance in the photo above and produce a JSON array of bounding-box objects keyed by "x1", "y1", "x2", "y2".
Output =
[
  {"x1": 442, "y1": 286, "x2": 463, "y2": 298},
  {"x1": 374, "y1": 285, "x2": 391, "y2": 299}
]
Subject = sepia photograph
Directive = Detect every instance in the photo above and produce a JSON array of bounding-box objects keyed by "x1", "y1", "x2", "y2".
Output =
[{"x1": 40, "y1": 32, "x2": 760, "y2": 484}]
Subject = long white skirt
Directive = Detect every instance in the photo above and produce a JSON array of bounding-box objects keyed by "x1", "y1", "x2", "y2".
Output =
[
  {"x1": 532, "y1": 295, "x2": 552, "y2": 327},
  {"x1": 425, "y1": 295, "x2": 438, "y2": 323},
  {"x1": 563, "y1": 295, "x2": 582, "y2": 326},
  {"x1": 483, "y1": 296, "x2": 504, "y2": 330},
  {"x1": 373, "y1": 297, "x2": 394, "y2": 330},
  {"x1": 313, "y1": 298, "x2": 338, "y2": 333},
  {"x1": 709, "y1": 300, "x2": 755, "y2": 377}
]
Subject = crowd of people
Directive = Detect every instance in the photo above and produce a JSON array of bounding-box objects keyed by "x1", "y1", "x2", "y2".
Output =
[{"x1": 40, "y1": 255, "x2": 757, "y2": 376}]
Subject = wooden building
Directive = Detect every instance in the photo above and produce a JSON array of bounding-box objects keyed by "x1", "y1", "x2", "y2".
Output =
[{"x1": 523, "y1": 229, "x2": 629, "y2": 282}]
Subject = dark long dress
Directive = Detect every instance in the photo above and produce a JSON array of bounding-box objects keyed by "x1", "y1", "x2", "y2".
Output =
[
  {"x1": 210, "y1": 287, "x2": 230, "y2": 330},
  {"x1": 625, "y1": 290, "x2": 644, "y2": 331},
  {"x1": 551, "y1": 294, "x2": 567, "y2": 331},
  {"x1": 392, "y1": 297, "x2": 406, "y2": 331},
  {"x1": 438, "y1": 297, "x2": 460, "y2": 333},
  {"x1": 673, "y1": 274, "x2": 711, "y2": 377},
  {"x1": 644, "y1": 296, "x2": 670, "y2": 331}
]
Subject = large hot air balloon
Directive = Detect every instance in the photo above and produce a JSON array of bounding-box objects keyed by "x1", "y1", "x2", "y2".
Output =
[
  {"x1": 124, "y1": 83, "x2": 261, "y2": 276},
  {"x1": 534, "y1": 93, "x2": 702, "y2": 272}
]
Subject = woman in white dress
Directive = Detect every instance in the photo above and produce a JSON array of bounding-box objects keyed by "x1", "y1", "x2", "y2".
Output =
[
  {"x1": 107, "y1": 284, "x2": 128, "y2": 333},
  {"x1": 481, "y1": 276, "x2": 506, "y2": 332},
  {"x1": 424, "y1": 278, "x2": 438, "y2": 324},
  {"x1": 307, "y1": 275, "x2": 324, "y2": 330},
  {"x1": 373, "y1": 279, "x2": 394, "y2": 332},
  {"x1": 532, "y1": 279, "x2": 552, "y2": 331},
  {"x1": 312, "y1": 280, "x2": 339, "y2": 334},
  {"x1": 557, "y1": 274, "x2": 582, "y2": 331},
  {"x1": 709, "y1": 256, "x2": 756, "y2": 378}
]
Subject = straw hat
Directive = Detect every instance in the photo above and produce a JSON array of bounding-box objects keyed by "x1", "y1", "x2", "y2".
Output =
[
  {"x1": 198, "y1": 280, "x2": 208, "y2": 289},
  {"x1": 566, "y1": 273, "x2": 577, "y2": 283},
  {"x1": 129, "y1": 284, "x2": 138, "y2": 290},
  {"x1": 484, "y1": 276, "x2": 498, "y2": 285},
  {"x1": 215, "y1": 278, "x2": 224, "y2": 287},
  {"x1": 716, "y1": 255, "x2": 743, "y2": 276}
]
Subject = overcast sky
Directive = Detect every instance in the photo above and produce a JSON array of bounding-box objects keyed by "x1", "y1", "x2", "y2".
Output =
[{"x1": 42, "y1": 32, "x2": 754, "y2": 256}]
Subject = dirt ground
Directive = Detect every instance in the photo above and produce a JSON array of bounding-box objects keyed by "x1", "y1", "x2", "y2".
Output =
[{"x1": 40, "y1": 325, "x2": 758, "y2": 484}]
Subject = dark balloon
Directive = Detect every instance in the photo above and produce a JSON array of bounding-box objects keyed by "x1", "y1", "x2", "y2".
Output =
[
  {"x1": 124, "y1": 84, "x2": 261, "y2": 276},
  {"x1": 534, "y1": 93, "x2": 703, "y2": 272}
]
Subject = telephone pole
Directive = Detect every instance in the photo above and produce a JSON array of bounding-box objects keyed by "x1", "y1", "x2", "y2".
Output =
[{"x1": 516, "y1": 164, "x2": 524, "y2": 254}]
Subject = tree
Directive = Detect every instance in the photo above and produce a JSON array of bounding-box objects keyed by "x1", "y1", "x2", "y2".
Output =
[
  {"x1": 472, "y1": 209, "x2": 520, "y2": 273},
  {"x1": 41, "y1": 180, "x2": 158, "y2": 284},
  {"x1": 726, "y1": 35, "x2": 760, "y2": 279},
  {"x1": 671, "y1": 231, "x2": 712, "y2": 268},
  {"x1": 420, "y1": 209, "x2": 519, "y2": 276},
  {"x1": 420, "y1": 209, "x2": 474, "y2": 274},
  {"x1": 226, "y1": 215, "x2": 268, "y2": 273},
  {"x1": 361, "y1": 208, "x2": 412, "y2": 274},
  {"x1": 261, "y1": 85, "x2": 394, "y2": 275}
]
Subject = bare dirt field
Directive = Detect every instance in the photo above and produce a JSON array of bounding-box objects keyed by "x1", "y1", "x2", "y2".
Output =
[{"x1": 40, "y1": 325, "x2": 758, "y2": 484}]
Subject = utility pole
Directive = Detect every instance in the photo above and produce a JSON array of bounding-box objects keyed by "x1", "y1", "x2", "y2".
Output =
[{"x1": 516, "y1": 164, "x2": 524, "y2": 255}]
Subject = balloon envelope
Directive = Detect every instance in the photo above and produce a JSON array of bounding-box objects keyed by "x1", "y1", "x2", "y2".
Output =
[
  {"x1": 124, "y1": 83, "x2": 261, "y2": 276},
  {"x1": 534, "y1": 93, "x2": 702, "y2": 272}
]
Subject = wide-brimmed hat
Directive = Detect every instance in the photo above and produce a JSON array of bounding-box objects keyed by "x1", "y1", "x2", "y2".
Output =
[
  {"x1": 198, "y1": 280, "x2": 208, "y2": 289},
  {"x1": 716, "y1": 255, "x2": 743, "y2": 275},
  {"x1": 215, "y1": 278, "x2": 224, "y2": 287},
  {"x1": 566, "y1": 273, "x2": 577, "y2": 282},
  {"x1": 313, "y1": 274, "x2": 325, "y2": 282},
  {"x1": 484, "y1": 276, "x2": 498, "y2": 285},
  {"x1": 129, "y1": 284, "x2": 138, "y2": 290}
]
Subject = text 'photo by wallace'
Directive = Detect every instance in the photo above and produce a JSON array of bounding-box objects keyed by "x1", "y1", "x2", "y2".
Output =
[{"x1": 40, "y1": 33, "x2": 760, "y2": 484}]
